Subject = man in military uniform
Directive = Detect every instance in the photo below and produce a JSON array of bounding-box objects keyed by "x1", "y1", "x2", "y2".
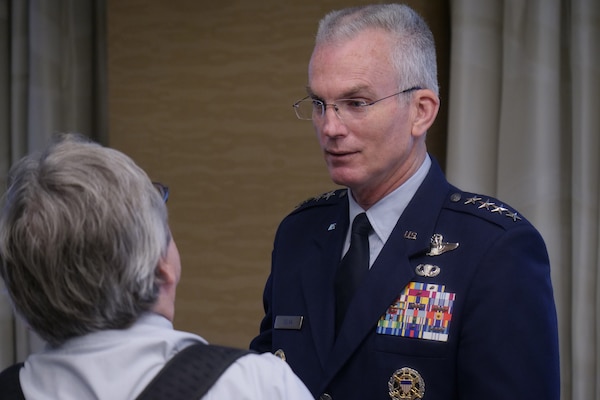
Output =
[{"x1": 250, "y1": 4, "x2": 560, "y2": 399}]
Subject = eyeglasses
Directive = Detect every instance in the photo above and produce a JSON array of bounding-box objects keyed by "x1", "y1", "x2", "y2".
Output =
[
  {"x1": 152, "y1": 182, "x2": 169, "y2": 203},
  {"x1": 292, "y1": 86, "x2": 421, "y2": 121}
]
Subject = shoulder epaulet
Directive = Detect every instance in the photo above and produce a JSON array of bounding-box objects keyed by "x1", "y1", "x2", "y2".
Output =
[
  {"x1": 292, "y1": 188, "x2": 347, "y2": 213},
  {"x1": 445, "y1": 190, "x2": 528, "y2": 226}
]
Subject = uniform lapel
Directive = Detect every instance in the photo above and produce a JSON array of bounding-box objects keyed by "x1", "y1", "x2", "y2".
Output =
[
  {"x1": 324, "y1": 223, "x2": 419, "y2": 377},
  {"x1": 301, "y1": 200, "x2": 349, "y2": 368},
  {"x1": 321, "y1": 159, "x2": 451, "y2": 381}
]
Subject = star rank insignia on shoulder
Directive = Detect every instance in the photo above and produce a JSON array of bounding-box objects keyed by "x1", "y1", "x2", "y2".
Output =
[
  {"x1": 448, "y1": 191, "x2": 525, "y2": 223},
  {"x1": 293, "y1": 188, "x2": 347, "y2": 211}
]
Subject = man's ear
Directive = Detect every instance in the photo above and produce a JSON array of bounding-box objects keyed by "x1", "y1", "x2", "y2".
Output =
[{"x1": 411, "y1": 89, "x2": 440, "y2": 138}]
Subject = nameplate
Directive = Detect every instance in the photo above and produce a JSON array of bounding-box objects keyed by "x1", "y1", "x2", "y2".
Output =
[{"x1": 274, "y1": 315, "x2": 304, "y2": 330}]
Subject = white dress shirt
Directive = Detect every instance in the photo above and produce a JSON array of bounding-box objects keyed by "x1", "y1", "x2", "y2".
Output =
[
  {"x1": 345, "y1": 154, "x2": 431, "y2": 267},
  {"x1": 19, "y1": 313, "x2": 313, "y2": 399}
]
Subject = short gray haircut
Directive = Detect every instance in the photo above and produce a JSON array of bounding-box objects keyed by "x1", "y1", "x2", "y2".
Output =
[
  {"x1": 315, "y1": 4, "x2": 439, "y2": 96},
  {"x1": 0, "y1": 133, "x2": 170, "y2": 347}
]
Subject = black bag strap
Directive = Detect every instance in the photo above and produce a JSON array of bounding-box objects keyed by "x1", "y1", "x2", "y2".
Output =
[
  {"x1": 0, "y1": 362, "x2": 25, "y2": 400},
  {"x1": 135, "y1": 343, "x2": 251, "y2": 400},
  {"x1": 0, "y1": 344, "x2": 249, "y2": 400}
]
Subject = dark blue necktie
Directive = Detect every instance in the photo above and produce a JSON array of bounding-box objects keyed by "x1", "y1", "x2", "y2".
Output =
[{"x1": 335, "y1": 212, "x2": 372, "y2": 332}]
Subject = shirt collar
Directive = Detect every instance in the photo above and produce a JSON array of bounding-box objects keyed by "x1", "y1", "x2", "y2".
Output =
[{"x1": 348, "y1": 154, "x2": 431, "y2": 243}]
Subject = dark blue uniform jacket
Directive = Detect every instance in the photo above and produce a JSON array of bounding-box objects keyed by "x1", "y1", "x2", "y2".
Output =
[{"x1": 251, "y1": 159, "x2": 560, "y2": 400}]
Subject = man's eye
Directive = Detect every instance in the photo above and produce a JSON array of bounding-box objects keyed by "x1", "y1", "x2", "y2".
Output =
[
  {"x1": 343, "y1": 99, "x2": 368, "y2": 108},
  {"x1": 311, "y1": 99, "x2": 324, "y2": 107}
]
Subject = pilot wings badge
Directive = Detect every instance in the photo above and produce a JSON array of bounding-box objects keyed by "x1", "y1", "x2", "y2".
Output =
[{"x1": 426, "y1": 234, "x2": 459, "y2": 256}]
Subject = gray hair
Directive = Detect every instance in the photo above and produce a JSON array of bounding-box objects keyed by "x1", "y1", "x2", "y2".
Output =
[
  {"x1": 315, "y1": 4, "x2": 439, "y2": 96},
  {"x1": 0, "y1": 133, "x2": 170, "y2": 347}
]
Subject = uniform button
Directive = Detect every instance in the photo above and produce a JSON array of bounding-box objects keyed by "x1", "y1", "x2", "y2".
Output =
[
  {"x1": 450, "y1": 192, "x2": 462, "y2": 202},
  {"x1": 273, "y1": 349, "x2": 286, "y2": 361},
  {"x1": 319, "y1": 394, "x2": 333, "y2": 400}
]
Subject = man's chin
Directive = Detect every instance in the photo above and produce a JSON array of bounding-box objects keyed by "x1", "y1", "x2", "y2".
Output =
[{"x1": 328, "y1": 169, "x2": 360, "y2": 189}]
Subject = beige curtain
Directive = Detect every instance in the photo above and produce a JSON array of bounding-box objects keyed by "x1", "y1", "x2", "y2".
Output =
[
  {"x1": 447, "y1": 0, "x2": 599, "y2": 399},
  {"x1": 0, "y1": 0, "x2": 106, "y2": 369}
]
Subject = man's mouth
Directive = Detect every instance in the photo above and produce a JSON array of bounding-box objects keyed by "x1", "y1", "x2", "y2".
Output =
[{"x1": 326, "y1": 149, "x2": 357, "y2": 157}]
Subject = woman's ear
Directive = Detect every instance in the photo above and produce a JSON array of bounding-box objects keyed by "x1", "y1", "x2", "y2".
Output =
[
  {"x1": 411, "y1": 89, "x2": 440, "y2": 138},
  {"x1": 156, "y1": 256, "x2": 177, "y2": 287},
  {"x1": 152, "y1": 253, "x2": 179, "y2": 322}
]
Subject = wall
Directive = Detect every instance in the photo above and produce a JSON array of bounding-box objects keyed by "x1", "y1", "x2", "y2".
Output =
[{"x1": 107, "y1": 0, "x2": 449, "y2": 347}]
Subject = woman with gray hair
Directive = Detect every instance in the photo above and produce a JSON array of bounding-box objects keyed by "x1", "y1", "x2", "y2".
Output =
[{"x1": 0, "y1": 133, "x2": 313, "y2": 399}]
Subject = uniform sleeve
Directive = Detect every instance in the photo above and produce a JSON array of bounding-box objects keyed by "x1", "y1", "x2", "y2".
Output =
[
  {"x1": 249, "y1": 272, "x2": 274, "y2": 353},
  {"x1": 457, "y1": 224, "x2": 560, "y2": 399},
  {"x1": 203, "y1": 352, "x2": 314, "y2": 400}
]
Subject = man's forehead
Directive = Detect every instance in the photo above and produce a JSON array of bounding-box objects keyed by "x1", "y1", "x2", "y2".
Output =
[
  {"x1": 306, "y1": 83, "x2": 372, "y2": 99},
  {"x1": 308, "y1": 59, "x2": 395, "y2": 99}
]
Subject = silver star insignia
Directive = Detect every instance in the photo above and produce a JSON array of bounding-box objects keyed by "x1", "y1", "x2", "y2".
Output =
[
  {"x1": 505, "y1": 210, "x2": 522, "y2": 221},
  {"x1": 478, "y1": 199, "x2": 495, "y2": 210},
  {"x1": 322, "y1": 191, "x2": 336, "y2": 200},
  {"x1": 491, "y1": 204, "x2": 508, "y2": 214},
  {"x1": 464, "y1": 196, "x2": 482, "y2": 205}
]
